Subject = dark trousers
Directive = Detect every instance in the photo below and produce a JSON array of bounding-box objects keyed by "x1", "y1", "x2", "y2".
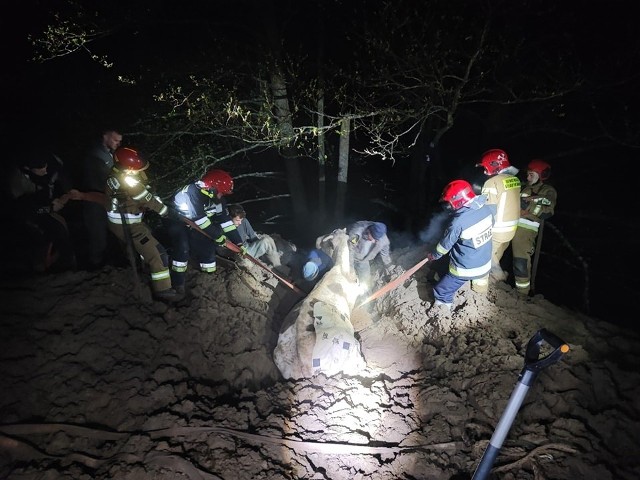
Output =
[
  {"x1": 26, "y1": 212, "x2": 75, "y2": 272},
  {"x1": 433, "y1": 272, "x2": 467, "y2": 305},
  {"x1": 81, "y1": 202, "x2": 110, "y2": 269},
  {"x1": 164, "y1": 220, "x2": 217, "y2": 287}
]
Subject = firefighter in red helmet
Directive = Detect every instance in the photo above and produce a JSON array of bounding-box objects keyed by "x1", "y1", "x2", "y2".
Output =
[
  {"x1": 201, "y1": 169, "x2": 234, "y2": 195},
  {"x1": 163, "y1": 168, "x2": 246, "y2": 294},
  {"x1": 512, "y1": 159, "x2": 557, "y2": 296},
  {"x1": 424, "y1": 179, "x2": 494, "y2": 317},
  {"x1": 473, "y1": 148, "x2": 521, "y2": 290},
  {"x1": 105, "y1": 147, "x2": 183, "y2": 302}
]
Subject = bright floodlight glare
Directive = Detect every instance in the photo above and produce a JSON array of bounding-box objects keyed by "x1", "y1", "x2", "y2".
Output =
[
  {"x1": 340, "y1": 276, "x2": 368, "y2": 302},
  {"x1": 124, "y1": 175, "x2": 140, "y2": 187}
]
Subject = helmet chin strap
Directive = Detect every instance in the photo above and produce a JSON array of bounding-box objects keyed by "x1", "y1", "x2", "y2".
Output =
[{"x1": 200, "y1": 188, "x2": 218, "y2": 198}]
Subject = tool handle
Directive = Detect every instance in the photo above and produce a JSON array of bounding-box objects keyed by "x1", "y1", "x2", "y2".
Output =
[
  {"x1": 524, "y1": 328, "x2": 570, "y2": 372},
  {"x1": 356, "y1": 255, "x2": 431, "y2": 308},
  {"x1": 223, "y1": 238, "x2": 243, "y2": 254},
  {"x1": 472, "y1": 329, "x2": 569, "y2": 480},
  {"x1": 225, "y1": 239, "x2": 305, "y2": 296}
]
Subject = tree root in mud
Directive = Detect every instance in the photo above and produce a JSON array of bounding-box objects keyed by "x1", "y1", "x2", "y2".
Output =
[{"x1": 492, "y1": 442, "x2": 578, "y2": 479}]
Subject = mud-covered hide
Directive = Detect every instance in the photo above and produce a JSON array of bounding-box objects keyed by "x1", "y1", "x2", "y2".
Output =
[{"x1": 273, "y1": 230, "x2": 366, "y2": 379}]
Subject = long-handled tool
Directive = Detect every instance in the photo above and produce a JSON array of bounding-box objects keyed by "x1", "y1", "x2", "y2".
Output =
[
  {"x1": 356, "y1": 255, "x2": 432, "y2": 309},
  {"x1": 530, "y1": 220, "x2": 545, "y2": 295},
  {"x1": 118, "y1": 206, "x2": 143, "y2": 301},
  {"x1": 175, "y1": 215, "x2": 305, "y2": 296},
  {"x1": 222, "y1": 238, "x2": 305, "y2": 295},
  {"x1": 471, "y1": 328, "x2": 570, "y2": 480}
]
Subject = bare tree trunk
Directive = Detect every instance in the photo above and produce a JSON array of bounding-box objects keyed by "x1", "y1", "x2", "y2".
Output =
[
  {"x1": 408, "y1": 120, "x2": 450, "y2": 232},
  {"x1": 336, "y1": 116, "x2": 350, "y2": 223},
  {"x1": 262, "y1": 1, "x2": 308, "y2": 227},
  {"x1": 317, "y1": 89, "x2": 326, "y2": 221},
  {"x1": 315, "y1": 2, "x2": 327, "y2": 223},
  {"x1": 269, "y1": 73, "x2": 308, "y2": 225}
]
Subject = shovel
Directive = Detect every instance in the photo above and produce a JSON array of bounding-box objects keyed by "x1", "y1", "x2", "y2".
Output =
[{"x1": 471, "y1": 328, "x2": 570, "y2": 480}]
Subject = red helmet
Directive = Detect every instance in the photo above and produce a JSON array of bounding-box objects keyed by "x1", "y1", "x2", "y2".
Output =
[
  {"x1": 113, "y1": 147, "x2": 148, "y2": 171},
  {"x1": 527, "y1": 159, "x2": 551, "y2": 180},
  {"x1": 200, "y1": 169, "x2": 234, "y2": 195},
  {"x1": 440, "y1": 179, "x2": 476, "y2": 210},
  {"x1": 477, "y1": 149, "x2": 510, "y2": 175}
]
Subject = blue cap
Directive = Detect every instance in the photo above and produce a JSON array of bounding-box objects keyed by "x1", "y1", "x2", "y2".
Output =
[
  {"x1": 368, "y1": 222, "x2": 387, "y2": 240},
  {"x1": 303, "y1": 261, "x2": 319, "y2": 281}
]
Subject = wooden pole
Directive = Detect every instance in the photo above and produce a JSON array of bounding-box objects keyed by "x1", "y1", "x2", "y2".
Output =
[
  {"x1": 118, "y1": 208, "x2": 143, "y2": 301},
  {"x1": 175, "y1": 213, "x2": 305, "y2": 296},
  {"x1": 356, "y1": 256, "x2": 432, "y2": 309},
  {"x1": 530, "y1": 220, "x2": 545, "y2": 295}
]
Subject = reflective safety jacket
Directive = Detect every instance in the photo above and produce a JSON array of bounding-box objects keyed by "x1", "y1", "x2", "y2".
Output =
[
  {"x1": 431, "y1": 195, "x2": 493, "y2": 280},
  {"x1": 481, "y1": 166, "x2": 521, "y2": 242},
  {"x1": 106, "y1": 169, "x2": 168, "y2": 224},
  {"x1": 173, "y1": 183, "x2": 243, "y2": 246},
  {"x1": 518, "y1": 182, "x2": 557, "y2": 233}
]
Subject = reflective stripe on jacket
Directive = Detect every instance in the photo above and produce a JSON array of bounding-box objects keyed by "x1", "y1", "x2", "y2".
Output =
[
  {"x1": 172, "y1": 183, "x2": 243, "y2": 245},
  {"x1": 432, "y1": 196, "x2": 493, "y2": 280},
  {"x1": 518, "y1": 182, "x2": 557, "y2": 231},
  {"x1": 106, "y1": 169, "x2": 168, "y2": 224},
  {"x1": 481, "y1": 172, "x2": 521, "y2": 241}
]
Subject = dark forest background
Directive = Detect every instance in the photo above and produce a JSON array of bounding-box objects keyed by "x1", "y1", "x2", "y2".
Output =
[{"x1": 1, "y1": 0, "x2": 638, "y2": 327}]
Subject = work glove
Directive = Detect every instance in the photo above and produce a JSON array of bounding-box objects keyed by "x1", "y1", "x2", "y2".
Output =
[
  {"x1": 427, "y1": 252, "x2": 436, "y2": 262},
  {"x1": 238, "y1": 244, "x2": 248, "y2": 257},
  {"x1": 215, "y1": 234, "x2": 227, "y2": 246}
]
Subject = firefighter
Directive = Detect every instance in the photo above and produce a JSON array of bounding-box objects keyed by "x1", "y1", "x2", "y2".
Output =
[
  {"x1": 105, "y1": 147, "x2": 182, "y2": 302},
  {"x1": 512, "y1": 159, "x2": 557, "y2": 296},
  {"x1": 472, "y1": 148, "x2": 521, "y2": 291},
  {"x1": 164, "y1": 169, "x2": 247, "y2": 293},
  {"x1": 426, "y1": 180, "x2": 494, "y2": 317}
]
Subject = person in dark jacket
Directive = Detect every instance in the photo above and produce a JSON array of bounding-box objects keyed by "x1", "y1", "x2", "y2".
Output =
[
  {"x1": 165, "y1": 169, "x2": 246, "y2": 294},
  {"x1": 5, "y1": 149, "x2": 78, "y2": 272},
  {"x1": 77, "y1": 128, "x2": 123, "y2": 270},
  {"x1": 301, "y1": 248, "x2": 334, "y2": 286},
  {"x1": 426, "y1": 180, "x2": 494, "y2": 317}
]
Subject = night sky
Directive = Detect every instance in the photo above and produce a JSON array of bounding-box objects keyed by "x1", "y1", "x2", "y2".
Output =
[{"x1": 1, "y1": 0, "x2": 638, "y2": 328}]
